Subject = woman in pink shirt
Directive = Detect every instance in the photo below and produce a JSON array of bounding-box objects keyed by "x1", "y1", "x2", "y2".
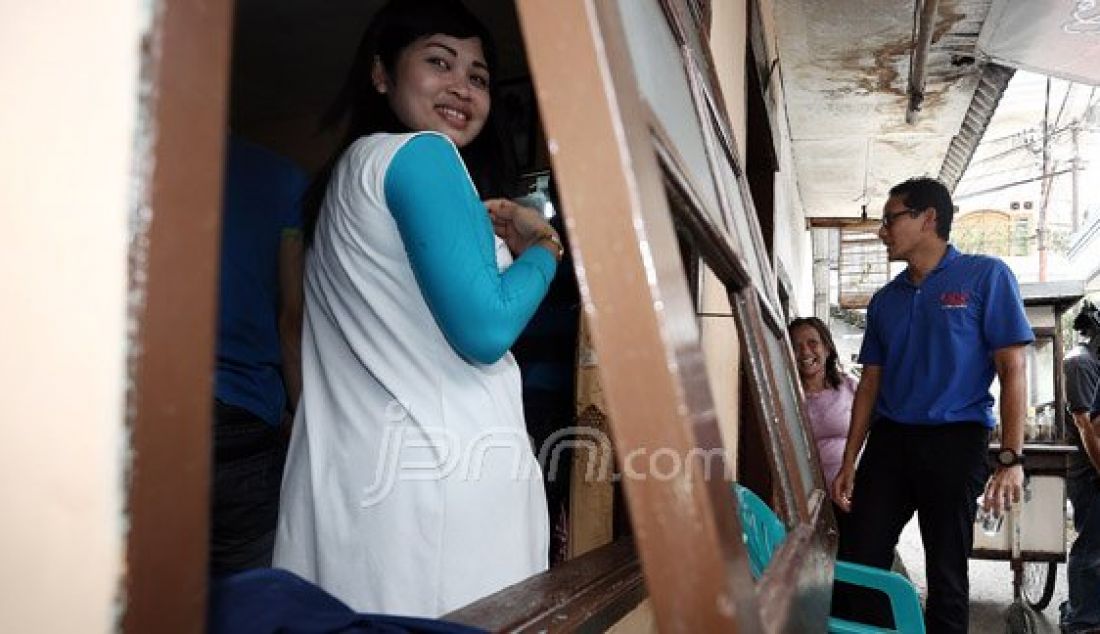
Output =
[{"x1": 789, "y1": 317, "x2": 857, "y2": 495}]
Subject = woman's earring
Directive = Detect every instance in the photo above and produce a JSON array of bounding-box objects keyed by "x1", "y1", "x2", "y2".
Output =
[{"x1": 371, "y1": 57, "x2": 388, "y2": 95}]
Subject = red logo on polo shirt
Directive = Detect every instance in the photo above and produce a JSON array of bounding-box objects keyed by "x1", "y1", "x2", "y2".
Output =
[{"x1": 940, "y1": 291, "x2": 969, "y2": 309}]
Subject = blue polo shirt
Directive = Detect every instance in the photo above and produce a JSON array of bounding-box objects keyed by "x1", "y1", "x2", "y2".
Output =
[
  {"x1": 859, "y1": 245, "x2": 1033, "y2": 427},
  {"x1": 215, "y1": 137, "x2": 306, "y2": 425}
]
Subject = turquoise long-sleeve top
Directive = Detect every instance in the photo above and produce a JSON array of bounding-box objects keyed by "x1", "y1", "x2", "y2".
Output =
[{"x1": 384, "y1": 134, "x2": 557, "y2": 364}]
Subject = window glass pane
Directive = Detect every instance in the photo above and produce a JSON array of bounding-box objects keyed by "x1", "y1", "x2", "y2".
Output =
[
  {"x1": 763, "y1": 329, "x2": 818, "y2": 501},
  {"x1": 616, "y1": 0, "x2": 722, "y2": 228},
  {"x1": 1029, "y1": 338, "x2": 1055, "y2": 408},
  {"x1": 714, "y1": 148, "x2": 765, "y2": 292},
  {"x1": 731, "y1": 291, "x2": 798, "y2": 521},
  {"x1": 1028, "y1": 338, "x2": 1056, "y2": 442}
]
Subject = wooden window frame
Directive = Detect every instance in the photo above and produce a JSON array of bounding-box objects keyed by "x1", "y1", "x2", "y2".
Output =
[
  {"x1": 123, "y1": 0, "x2": 233, "y2": 630},
  {"x1": 516, "y1": 0, "x2": 832, "y2": 630},
  {"x1": 125, "y1": 0, "x2": 835, "y2": 629},
  {"x1": 445, "y1": 538, "x2": 646, "y2": 631},
  {"x1": 660, "y1": 0, "x2": 827, "y2": 534}
]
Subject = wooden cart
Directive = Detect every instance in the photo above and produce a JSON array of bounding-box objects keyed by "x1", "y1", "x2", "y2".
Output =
[{"x1": 972, "y1": 281, "x2": 1085, "y2": 627}]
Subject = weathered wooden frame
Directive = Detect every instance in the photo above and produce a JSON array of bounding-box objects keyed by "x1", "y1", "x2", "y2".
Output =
[
  {"x1": 123, "y1": 0, "x2": 233, "y2": 631},
  {"x1": 514, "y1": 0, "x2": 833, "y2": 630},
  {"x1": 122, "y1": 0, "x2": 837, "y2": 629}
]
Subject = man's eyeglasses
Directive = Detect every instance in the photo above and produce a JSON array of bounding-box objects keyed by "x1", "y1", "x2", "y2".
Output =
[{"x1": 880, "y1": 207, "x2": 925, "y2": 228}]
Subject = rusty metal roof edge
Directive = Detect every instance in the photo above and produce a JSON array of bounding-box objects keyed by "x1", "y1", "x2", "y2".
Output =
[
  {"x1": 937, "y1": 62, "x2": 1015, "y2": 192},
  {"x1": 1019, "y1": 279, "x2": 1086, "y2": 305}
]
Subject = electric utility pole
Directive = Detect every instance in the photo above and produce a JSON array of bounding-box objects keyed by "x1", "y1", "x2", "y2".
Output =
[
  {"x1": 1038, "y1": 78, "x2": 1052, "y2": 282},
  {"x1": 1072, "y1": 122, "x2": 1081, "y2": 234}
]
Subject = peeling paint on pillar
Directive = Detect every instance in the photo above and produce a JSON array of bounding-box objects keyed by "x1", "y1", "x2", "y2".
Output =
[{"x1": 118, "y1": 0, "x2": 165, "y2": 625}]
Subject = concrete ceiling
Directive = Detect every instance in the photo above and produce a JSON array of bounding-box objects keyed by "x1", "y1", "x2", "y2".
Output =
[{"x1": 775, "y1": 0, "x2": 994, "y2": 218}]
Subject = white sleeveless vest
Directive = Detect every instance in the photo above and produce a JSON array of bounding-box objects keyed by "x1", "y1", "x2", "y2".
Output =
[{"x1": 274, "y1": 132, "x2": 549, "y2": 617}]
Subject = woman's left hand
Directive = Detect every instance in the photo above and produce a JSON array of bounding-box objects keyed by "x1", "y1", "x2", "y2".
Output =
[{"x1": 485, "y1": 198, "x2": 551, "y2": 255}]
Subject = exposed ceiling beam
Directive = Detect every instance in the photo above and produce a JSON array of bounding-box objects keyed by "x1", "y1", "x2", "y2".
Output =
[
  {"x1": 906, "y1": 0, "x2": 940, "y2": 125},
  {"x1": 806, "y1": 218, "x2": 882, "y2": 231}
]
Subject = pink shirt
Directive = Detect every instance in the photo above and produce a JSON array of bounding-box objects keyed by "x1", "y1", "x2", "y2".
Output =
[{"x1": 803, "y1": 375, "x2": 857, "y2": 491}]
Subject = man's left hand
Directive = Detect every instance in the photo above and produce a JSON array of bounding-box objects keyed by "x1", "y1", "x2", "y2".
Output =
[{"x1": 982, "y1": 464, "x2": 1025, "y2": 517}]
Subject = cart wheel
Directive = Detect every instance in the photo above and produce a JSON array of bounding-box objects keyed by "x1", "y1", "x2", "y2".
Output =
[
  {"x1": 1005, "y1": 601, "x2": 1039, "y2": 634},
  {"x1": 1021, "y1": 561, "x2": 1057, "y2": 611}
]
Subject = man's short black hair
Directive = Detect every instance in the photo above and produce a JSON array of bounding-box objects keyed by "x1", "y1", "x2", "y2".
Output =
[
  {"x1": 889, "y1": 177, "x2": 954, "y2": 240},
  {"x1": 1074, "y1": 300, "x2": 1100, "y2": 337}
]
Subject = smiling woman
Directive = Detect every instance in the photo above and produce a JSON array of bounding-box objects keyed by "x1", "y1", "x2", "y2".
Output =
[
  {"x1": 274, "y1": 0, "x2": 564, "y2": 618},
  {"x1": 787, "y1": 317, "x2": 854, "y2": 494},
  {"x1": 369, "y1": 35, "x2": 491, "y2": 148},
  {"x1": 300, "y1": 0, "x2": 516, "y2": 243}
]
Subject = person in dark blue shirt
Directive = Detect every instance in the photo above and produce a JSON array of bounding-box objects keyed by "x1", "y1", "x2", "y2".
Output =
[
  {"x1": 831, "y1": 177, "x2": 1032, "y2": 633},
  {"x1": 211, "y1": 136, "x2": 307, "y2": 575},
  {"x1": 512, "y1": 195, "x2": 580, "y2": 565}
]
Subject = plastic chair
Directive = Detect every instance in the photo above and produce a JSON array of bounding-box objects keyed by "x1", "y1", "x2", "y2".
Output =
[{"x1": 733, "y1": 484, "x2": 925, "y2": 634}]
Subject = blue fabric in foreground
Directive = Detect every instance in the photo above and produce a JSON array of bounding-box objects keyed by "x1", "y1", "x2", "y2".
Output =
[
  {"x1": 208, "y1": 568, "x2": 488, "y2": 634},
  {"x1": 384, "y1": 133, "x2": 557, "y2": 365}
]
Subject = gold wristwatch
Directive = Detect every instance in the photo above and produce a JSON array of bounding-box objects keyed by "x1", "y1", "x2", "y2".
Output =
[{"x1": 538, "y1": 230, "x2": 564, "y2": 261}]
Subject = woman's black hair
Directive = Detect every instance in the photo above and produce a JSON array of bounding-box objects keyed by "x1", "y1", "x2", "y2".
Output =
[
  {"x1": 787, "y1": 316, "x2": 843, "y2": 390},
  {"x1": 303, "y1": 0, "x2": 516, "y2": 244}
]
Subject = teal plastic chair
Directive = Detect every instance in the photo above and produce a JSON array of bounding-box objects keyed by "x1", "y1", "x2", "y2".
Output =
[{"x1": 733, "y1": 484, "x2": 925, "y2": 634}]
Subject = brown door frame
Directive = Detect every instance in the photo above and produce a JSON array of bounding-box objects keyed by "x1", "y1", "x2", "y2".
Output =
[{"x1": 123, "y1": 0, "x2": 234, "y2": 630}]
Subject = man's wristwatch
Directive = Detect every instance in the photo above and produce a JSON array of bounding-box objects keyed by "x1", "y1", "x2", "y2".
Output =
[{"x1": 995, "y1": 447, "x2": 1025, "y2": 468}]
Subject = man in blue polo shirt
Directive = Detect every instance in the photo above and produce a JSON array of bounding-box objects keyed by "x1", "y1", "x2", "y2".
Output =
[{"x1": 831, "y1": 178, "x2": 1032, "y2": 633}]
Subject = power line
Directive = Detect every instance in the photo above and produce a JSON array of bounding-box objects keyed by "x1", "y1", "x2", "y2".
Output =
[
  {"x1": 977, "y1": 80, "x2": 1092, "y2": 146},
  {"x1": 962, "y1": 160, "x2": 1066, "y2": 186},
  {"x1": 964, "y1": 83, "x2": 1098, "y2": 169},
  {"x1": 1053, "y1": 81, "x2": 1074, "y2": 130},
  {"x1": 955, "y1": 167, "x2": 1074, "y2": 200},
  {"x1": 967, "y1": 123, "x2": 1078, "y2": 167}
]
